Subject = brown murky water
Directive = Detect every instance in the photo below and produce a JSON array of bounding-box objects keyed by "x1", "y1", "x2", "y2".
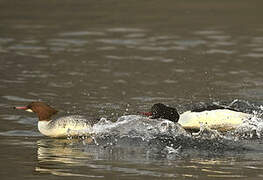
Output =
[{"x1": 1, "y1": 0, "x2": 263, "y2": 179}]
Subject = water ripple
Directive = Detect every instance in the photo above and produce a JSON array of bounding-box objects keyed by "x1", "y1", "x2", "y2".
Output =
[
  {"x1": 206, "y1": 49, "x2": 235, "y2": 54},
  {"x1": 59, "y1": 31, "x2": 105, "y2": 37},
  {"x1": 107, "y1": 28, "x2": 145, "y2": 33},
  {"x1": 48, "y1": 38, "x2": 89, "y2": 47},
  {"x1": 2, "y1": 95, "x2": 36, "y2": 102}
]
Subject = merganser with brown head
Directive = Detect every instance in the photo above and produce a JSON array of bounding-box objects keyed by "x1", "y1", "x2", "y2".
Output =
[
  {"x1": 141, "y1": 103, "x2": 253, "y2": 131},
  {"x1": 14, "y1": 102, "x2": 92, "y2": 137}
]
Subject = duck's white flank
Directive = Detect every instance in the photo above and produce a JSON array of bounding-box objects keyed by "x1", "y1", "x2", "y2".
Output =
[
  {"x1": 38, "y1": 116, "x2": 92, "y2": 137},
  {"x1": 178, "y1": 109, "x2": 252, "y2": 131}
]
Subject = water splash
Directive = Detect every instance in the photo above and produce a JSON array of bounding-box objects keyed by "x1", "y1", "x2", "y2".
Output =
[{"x1": 65, "y1": 100, "x2": 263, "y2": 156}]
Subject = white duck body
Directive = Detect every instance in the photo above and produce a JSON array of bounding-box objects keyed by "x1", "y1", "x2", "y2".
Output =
[
  {"x1": 178, "y1": 109, "x2": 252, "y2": 131},
  {"x1": 38, "y1": 116, "x2": 92, "y2": 138}
]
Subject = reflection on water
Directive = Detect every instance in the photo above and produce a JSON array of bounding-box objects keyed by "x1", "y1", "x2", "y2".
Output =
[
  {"x1": 35, "y1": 138, "x2": 263, "y2": 179},
  {"x1": 36, "y1": 139, "x2": 101, "y2": 178}
]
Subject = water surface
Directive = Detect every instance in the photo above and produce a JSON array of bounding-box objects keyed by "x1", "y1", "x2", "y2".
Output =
[{"x1": 1, "y1": 0, "x2": 263, "y2": 179}]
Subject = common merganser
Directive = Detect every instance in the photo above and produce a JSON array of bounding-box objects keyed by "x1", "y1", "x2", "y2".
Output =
[
  {"x1": 141, "y1": 103, "x2": 253, "y2": 131},
  {"x1": 14, "y1": 102, "x2": 93, "y2": 137}
]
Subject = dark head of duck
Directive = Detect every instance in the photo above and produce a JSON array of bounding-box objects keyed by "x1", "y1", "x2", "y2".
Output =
[
  {"x1": 141, "y1": 103, "x2": 180, "y2": 123},
  {"x1": 14, "y1": 102, "x2": 58, "y2": 121}
]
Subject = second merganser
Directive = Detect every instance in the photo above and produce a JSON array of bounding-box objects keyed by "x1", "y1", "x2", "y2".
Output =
[
  {"x1": 141, "y1": 103, "x2": 253, "y2": 131},
  {"x1": 14, "y1": 102, "x2": 93, "y2": 138}
]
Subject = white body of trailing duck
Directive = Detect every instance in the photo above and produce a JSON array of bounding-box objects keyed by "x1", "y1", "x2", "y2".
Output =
[{"x1": 178, "y1": 109, "x2": 252, "y2": 131}]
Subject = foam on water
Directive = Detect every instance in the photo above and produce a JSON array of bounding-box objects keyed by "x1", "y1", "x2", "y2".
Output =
[{"x1": 232, "y1": 116, "x2": 263, "y2": 139}]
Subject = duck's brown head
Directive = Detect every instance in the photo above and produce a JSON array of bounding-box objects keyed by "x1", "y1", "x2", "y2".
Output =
[{"x1": 14, "y1": 102, "x2": 58, "y2": 121}]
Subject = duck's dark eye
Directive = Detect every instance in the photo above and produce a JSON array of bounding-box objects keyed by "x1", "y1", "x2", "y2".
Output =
[
  {"x1": 151, "y1": 107, "x2": 158, "y2": 114},
  {"x1": 151, "y1": 109, "x2": 160, "y2": 118}
]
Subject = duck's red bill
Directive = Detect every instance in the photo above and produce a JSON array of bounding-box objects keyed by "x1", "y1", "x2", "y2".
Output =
[
  {"x1": 139, "y1": 112, "x2": 153, "y2": 117},
  {"x1": 14, "y1": 106, "x2": 28, "y2": 110}
]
